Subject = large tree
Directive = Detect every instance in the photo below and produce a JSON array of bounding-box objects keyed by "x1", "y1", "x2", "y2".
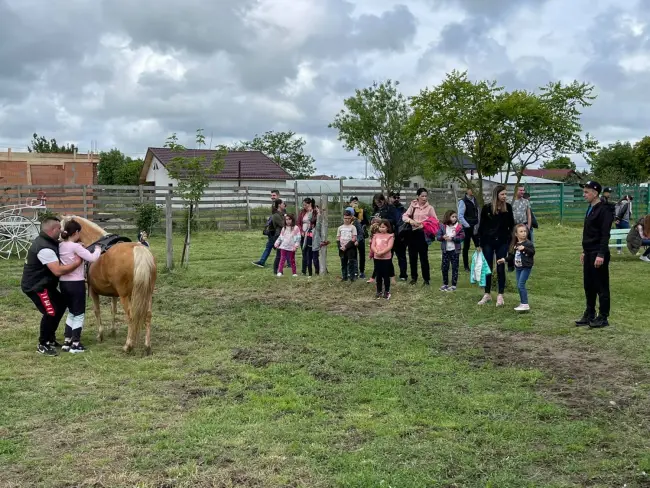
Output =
[
  {"x1": 329, "y1": 80, "x2": 417, "y2": 192},
  {"x1": 633, "y1": 136, "x2": 650, "y2": 177},
  {"x1": 28, "y1": 133, "x2": 77, "y2": 153},
  {"x1": 588, "y1": 141, "x2": 647, "y2": 185},
  {"x1": 541, "y1": 156, "x2": 576, "y2": 170},
  {"x1": 236, "y1": 130, "x2": 315, "y2": 179},
  {"x1": 98, "y1": 149, "x2": 144, "y2": 185},
  {"x1": 496, "y1": 81, "x2": 597, "y2": 187},
  {"x1": 409, "y1": 71, "x2": 506, "y2": 202},
  {"x1": 164, "y1": 129, "x2": 226, "y2": 267}
]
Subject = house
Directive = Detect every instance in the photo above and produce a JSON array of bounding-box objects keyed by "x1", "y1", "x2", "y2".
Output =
[
  {"x1": 522, "y1": 169, "x2": 581, "y2": 182},
  {"x1": 140, "y1": 147, "x2": 291, "y2": 189},
  {"x1": 0, "y1": 148, "x2": 98, "y2": 186}
]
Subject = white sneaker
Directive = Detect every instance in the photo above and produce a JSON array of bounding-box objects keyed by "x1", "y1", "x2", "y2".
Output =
[
  {"x1": 292, "y1": 274, "x2": 298, "y2": 277},
  {"x1": 514, "y1": 304, "x2": 530, "y2": 312},
  {"x1": 276, "y1": 272, "x2": 282, "y2": 277},
  {"x1": 478, "y1": 294, "x2": 492, "y2": 305},
  {"x1": 640, "y1": 256, "x2": 650, "y2": 262}
]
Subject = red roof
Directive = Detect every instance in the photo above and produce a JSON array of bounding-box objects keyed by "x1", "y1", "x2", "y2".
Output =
[
  {"x1": 523, "y1": 169, "x2": 576, "y2": 179},
  {"x1": 147, "y1": 147, "x2": 292, "y2": 181}
]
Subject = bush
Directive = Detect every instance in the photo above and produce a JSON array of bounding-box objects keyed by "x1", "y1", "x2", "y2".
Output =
[
  {"x1": 37, "y1": 209, "x2": 59, "y2": 222},
  {"x1": 135, "y1": 203, "x2": 164, "y2": 235}
]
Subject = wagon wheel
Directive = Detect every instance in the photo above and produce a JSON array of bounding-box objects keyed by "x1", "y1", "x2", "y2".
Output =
[{"x1": 0, "y1": 215, "x2": 38, "y2": 260}]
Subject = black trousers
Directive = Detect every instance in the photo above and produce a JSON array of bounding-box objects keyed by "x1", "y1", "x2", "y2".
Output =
[
  {"x1": 394, "y1": 237, "x2": 408, "y2": 279},
  {"x1": 24, "y1": 286, "x2": 66, "y2": 345},
  {"x1": 339, "y1": 242, "x2": 358, "y2": 280},
  {"x1": 374, "y1": 259, "x2": 391, "y2": 294},
  {"x1": 408, "y1": 230, "x2": 430, "y2": 282},
  {"x1": 60, "y1": 280, "x2": 86, "y2": 342},
  {"x1": 583, "y1": 251, "x2": 611, "y2": 317},
  {"x1": 358, "y1": 240, "x2": 366, "y2": 274},
  {"x1": 462, "y1": 225, "x2": 479, "y2": 270}
]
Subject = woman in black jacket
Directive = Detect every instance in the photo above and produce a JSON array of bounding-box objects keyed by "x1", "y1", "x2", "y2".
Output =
[{"x1": 477, "y1": 185, "x2": 515, "y2": 307}]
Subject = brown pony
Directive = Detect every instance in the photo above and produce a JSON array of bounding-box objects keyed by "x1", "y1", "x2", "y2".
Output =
[{"x1": 60, "y1": 216, "x2": 157, "y2": 355}]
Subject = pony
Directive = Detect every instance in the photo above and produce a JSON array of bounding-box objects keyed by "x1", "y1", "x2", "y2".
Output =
[{"x1": 59, "y1": 216, "x2": 157, "y2": 355}]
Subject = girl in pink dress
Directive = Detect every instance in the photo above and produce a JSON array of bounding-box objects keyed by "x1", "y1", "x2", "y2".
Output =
[{"x1": 58, "y1": 219, "x2": 101, "y2": 353}]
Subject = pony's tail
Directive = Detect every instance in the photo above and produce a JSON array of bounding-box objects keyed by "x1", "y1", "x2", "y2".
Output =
[{"x1": 130, "y1": 245, "x2": 156, "y2": 343}]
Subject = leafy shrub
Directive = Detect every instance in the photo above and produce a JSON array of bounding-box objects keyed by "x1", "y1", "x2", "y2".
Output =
[{"x1": 135, "y1": 203, "x2": 164, "y2": 235}]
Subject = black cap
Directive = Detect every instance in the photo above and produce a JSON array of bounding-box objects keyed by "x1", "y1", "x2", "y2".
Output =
[
  {"x1": 389, "y1": 191, "x2": 400, "y2": 198},
  {"x1": 603, "y1": 187, "x2": 613, "y2": 193},
  {"x1": 350, "y1": 196, "x2": 359, "y2": 202},
  {"x1": 581, "y1": 181, "x2": 603, "y2": 193}
]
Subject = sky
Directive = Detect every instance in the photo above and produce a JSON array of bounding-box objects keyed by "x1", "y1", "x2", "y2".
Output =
[{"x1": 0, "y1": 0, "x2": 648, "y2": 177}]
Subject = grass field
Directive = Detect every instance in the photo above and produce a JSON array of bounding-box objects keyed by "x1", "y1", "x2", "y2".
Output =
[{"x1": 1, "y1": 226, "x2": 649, "y2": 488}]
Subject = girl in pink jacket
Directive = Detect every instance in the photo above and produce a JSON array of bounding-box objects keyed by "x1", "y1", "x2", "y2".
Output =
[
  {"x1": 58, "y1": 219, "x2": 101, "y2": 353},
  {"x1": 274, "y1": 213, "x2": 301, "y2": 277}
]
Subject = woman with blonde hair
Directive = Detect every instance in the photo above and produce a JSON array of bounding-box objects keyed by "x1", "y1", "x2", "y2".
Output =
[{"x1": 476, "y1": 185, "x2": 515, "y2": 306}]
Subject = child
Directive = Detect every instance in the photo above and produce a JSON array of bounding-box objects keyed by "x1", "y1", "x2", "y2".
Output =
[
  {"x1": 274, "y1": 213, "x2": 301, "y2": 277},
  {"x1": 138, "y1": 230, "x2": 150, "y2": 247},
  {"x1": 58, "y1": 219, "x2": 102, "y2": 353},
  {"x1": 337, "y1": 210, "x2": 358, "y2": 281},
  {"x1": 499, "y1": 223, "x2": 535, "y2": 312},
  {"x1": 436, "y1": 210, "x2": 465, "y2": 292},
  {"x1": 345, "y1": 206, "x2": 365, "y2": 280},
  {"x1": 371, "y1": 219, "x2": 395, "y2": 299}
]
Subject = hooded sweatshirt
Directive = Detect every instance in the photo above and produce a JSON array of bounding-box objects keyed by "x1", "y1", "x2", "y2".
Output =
[{"x1": 402, "y1": 200, "x2": 438, "y2": 225}]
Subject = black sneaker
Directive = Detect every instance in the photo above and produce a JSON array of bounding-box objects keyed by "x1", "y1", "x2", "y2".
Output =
[
  {"x1": 69, "y1": 343, "x2": 86, "y2": 354},
  {"x1": 37, "y1": 344, "x2": 58, "y2": 356},
  {"x1": 48, "y1": 340, "x2": 63, "y2": 348},
  {"x1": 62, "y1": 341, "x2": 72, "y2": 352},
  {"x1": 375, "y1": 292, "x2": 383, "y2": 299},
  {"x1": 384, "y1": 292, "x2": 391, "y2": 300},
  {"x1": 589, "y1": 316, "x2": 610, "y2": 329},
  {"x1": 423, "y1": 281, "x2": 430, "y2": 286},
  {"x1": 252, "y1": 261, "x2": 264, "y2": 268},
  {"x1": 575, "y1": 313, "x2": 595, "y2": 327}
]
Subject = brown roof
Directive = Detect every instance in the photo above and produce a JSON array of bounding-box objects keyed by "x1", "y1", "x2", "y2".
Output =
[
  {"x1": 523, "y1": 169, "x2": 576, "y2": 178},
  {"x1": 145, "y1": 147, "x2": 292, "y2": 181}
]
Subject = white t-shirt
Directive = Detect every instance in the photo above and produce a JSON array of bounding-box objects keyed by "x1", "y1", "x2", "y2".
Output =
[
  {"x1": 37, "y1": 248, "x2": 58, "y2": 265},
  {"x1": 445, "y1": 225, "x2": 456, "y2": 251},
  {"x1": 337, "y1": 224, "x2": 357, "y2": 247}
]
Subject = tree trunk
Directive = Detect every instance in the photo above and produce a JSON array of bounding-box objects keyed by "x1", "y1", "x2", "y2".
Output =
[
  {"x1": 477, "y1": 172, "x2": 485, "y2": 206},
  {"x1": 181, "y1": 203, "x2": 192, "y2": 267}
]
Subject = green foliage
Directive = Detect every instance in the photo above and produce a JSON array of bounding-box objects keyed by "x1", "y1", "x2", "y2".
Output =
[
  {"x1": 541, "y1": 156, "x2": 576, "y2": 170},
  {"x1": 329, "y1": 80, "x2": 416, "y2": 193},
  {"x1": 588, "y1": 141, "x2": 647, "y2": 185},
  {"x1": 37, "y1": 209, "x2": 58, "y2": 222},
  {"x1": 98, "y1": 149, "x2": 144, "y2": 185},
  {"x1": 27, "y1": 133, "x2": 76, "y2": 153},
  {"x1": 134, "y1": 202, "x2": 163, "y2": 235},
  {"x1": 409, "y1": 71, "x2": 505, "y2": 202},
  {"x1": 236, "y1": 130, "x2": 315, "y2": 178},
  {"x1": 633, "y1": 136, "x2": 650, "y2": 177}
]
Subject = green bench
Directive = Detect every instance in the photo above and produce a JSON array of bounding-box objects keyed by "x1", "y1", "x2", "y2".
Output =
[{"x1": 609, "y1": 228, "x2": 630, "y2": 251}]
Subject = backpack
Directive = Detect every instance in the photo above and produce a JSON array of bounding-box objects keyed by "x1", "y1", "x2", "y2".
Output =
[{"x1": 263, "y1": 216, "x2": 273, "y2": 236}]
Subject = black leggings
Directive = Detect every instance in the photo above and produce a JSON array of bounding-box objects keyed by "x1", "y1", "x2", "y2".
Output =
[
  {"x1": 482, "y1": 241, "x2": 508, "y2": 294},
  {"x1": 374, "y1": 259, "x2": 391, "y2": 294},
  {"x1": 60, "y1": 280, "x2": 87, "y2": 342}
]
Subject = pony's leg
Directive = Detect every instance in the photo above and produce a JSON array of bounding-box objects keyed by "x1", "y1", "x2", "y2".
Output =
[
  {"x1": 109, "y1": 297, "x2": 118, "y2": 338},
  {"x1": 120, "y1": 296, "x2": 134, "y2": 353},
  {"x1": 89, "y1": 287, "x2": 103, "y2": 342},
  {"x1": 144, "y1": 301, "x2": 153, "y2": 356}
]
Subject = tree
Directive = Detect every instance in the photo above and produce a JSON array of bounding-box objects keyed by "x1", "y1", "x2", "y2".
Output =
[
  {"x1": 98, "y1": 149, "x2": 144, "y2": 185},
  {"x1": 237, "y1": 131, "x2": 315, "y2": 178},
  {"x1": 588, "y1": 141, "x2": 647, "y2": 185},
  {"x1": 409, "y1": 71, "x2": 506, "y2": 203},
  {"x1": 28, "y1": 133, "x2": 77, "y2": 153},
  {"x1": 633, "y1": 136, "x2": 650, "y2": 177},
  {"x1": 164, "y1": 129, "x2": 226, "y2": 267},
  {"x1": 495, "y1": 81, "x2": 597, "y2": 188},
  {"x1": 541, "y1": 156, "x2": 576, "y2": 170},
  {"x1": 329, "y1": 80, "x2": 417, "y2": 193}
]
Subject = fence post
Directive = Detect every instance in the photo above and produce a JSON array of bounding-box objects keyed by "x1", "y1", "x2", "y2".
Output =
[
  {"x1": 294, "y1": 181, "x2": 299, "y2": 215},
  {"x1": 82, "y1": 186, "x2": 88, "y2": 218},
  {"x1": 16, "y1": 186, "x2": 21, "y2": 206},
  {"x1": 245, "y1": 186, "x2": 252, "y2": 228},
  {"x1": 165, "y1": 184, "x2": 173, "y2": 270},
  {"x1": 339, "y1": 178, "x2": 344, "y2": 215},
  {"x1": 319, "y1": 194, "x2": 328, "y2": 275},
  {"x1": 138, "y1": 185, "x2": 144, "y2": 204},
  {"x1": 560, "y1": 183, "x2": 564, "y2": 224}
]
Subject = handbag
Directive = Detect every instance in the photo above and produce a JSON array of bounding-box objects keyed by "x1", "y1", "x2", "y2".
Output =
[
  {"x1": 262, "y1": 215, "x2": 273, "y2": 236},
  {"x1": 397, "y1": 206, "x2": 416, "y2": 241}
]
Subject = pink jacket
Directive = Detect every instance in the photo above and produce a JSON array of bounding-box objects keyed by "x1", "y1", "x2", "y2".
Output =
[
  {"x1": 422, "y1": 217, "x2": 441, "y2": 238},
  {"x1": 274, "y1": 225, "x2": 301, "y2": 251},
  {"x1": 403, "y1": 200, "x2": 438, "y2": 224},
  {"x1": 58, "y1": 241, "x2": 101, "y2": 281},
  {"x1": 371, "y1": 233, "x2": 394, "y2": 260}
]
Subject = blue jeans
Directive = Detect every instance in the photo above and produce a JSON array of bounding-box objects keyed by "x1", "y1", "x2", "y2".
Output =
[
  {"x1": 515, "y1": 267, "x2": 532, "y2": 304},
  {"x1": 258, "y1": 236, "x2": 276, "y2": 265},
  {"x1": 616, "y1": 220, "x2": 630, "y2": 250},
  {"x1": 528, "y1": 227, "x2": 534, "y2": 243}
]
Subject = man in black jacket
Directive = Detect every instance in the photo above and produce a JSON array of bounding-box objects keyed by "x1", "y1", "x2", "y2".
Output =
[
  {"x1": 21, "y1": 217, "x2": 82, "y2": 356},
  {"x1": 458, "y1": 187, "x2": 480, "y2": 271},
  {"x1": 389, "y1": 192, "x2": 408, "y2": 280},
  {"x1": 576, "y1": 181, "x2": 614, "y2": 328}
]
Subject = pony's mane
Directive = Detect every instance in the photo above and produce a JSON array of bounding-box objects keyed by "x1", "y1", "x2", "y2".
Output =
[{"x1": 64, "y1": 215, "x2": 108, "y2": 237}]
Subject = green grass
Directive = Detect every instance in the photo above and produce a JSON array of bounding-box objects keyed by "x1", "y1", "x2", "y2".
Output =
[{"x1": 1, "y1": 226, "x2": 649, "y2": 487}]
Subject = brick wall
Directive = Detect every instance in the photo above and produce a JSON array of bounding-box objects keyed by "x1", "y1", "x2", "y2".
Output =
[{"x1": 0, "y1": 161, "x2": 28, "y2": 185}]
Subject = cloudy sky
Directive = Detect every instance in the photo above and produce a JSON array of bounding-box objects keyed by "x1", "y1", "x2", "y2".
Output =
[{"x1": 0, "y1": 0, "x2": 648, "y2": 177}]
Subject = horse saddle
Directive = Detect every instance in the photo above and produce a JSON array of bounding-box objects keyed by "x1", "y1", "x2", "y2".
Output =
[{"x1": 86, "y1": 234, "x2": 132, "y2": 254}]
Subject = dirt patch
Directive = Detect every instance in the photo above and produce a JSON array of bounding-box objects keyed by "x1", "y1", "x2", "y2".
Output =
[
  {"x1": 231, "y1": 344, "x2": 287, "y2": 368},
  {"x1": 441, "y1": 329, "x2": 649, "y2": 417}
]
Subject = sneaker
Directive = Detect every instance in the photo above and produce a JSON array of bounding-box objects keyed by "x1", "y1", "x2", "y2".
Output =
[
  {"x1": 514, "y1": 304, "x2": 530, "y2": 312},
  {"x1": 640, "y1": 256, "x2": 650, "y2": 262},
  {"x1": 446, "y1": 286, "x2": 457, "y2": 292},
  {"x1": 375, "y1": 292, "x2": 383, "y2": 299},
  {"x1": 252, "y1": 261, "x2": 264, "y2": 268},
  {"x1": 276, "y1": 272, "x2": 283, "y2": 277},
  {"x1": 617, "y1": 250, "x2": 622, "y2": 255},
  {"x1": 439, "y1": 285, "x2": 449, "y2": 292},
  {"x1": 423, "y1": 281, "x2": 430, "y2": 286},
  {"x1": 359, "y1": 273, "x2": 366, "y2": 279},
  {"x1": 399, "y1": 277, "x2": 407, "y2": 282},
  {"x1": 384, "y1": 292, "x2": 391, "y2": 300},
  {"x1": 575, "y1": 313, "x2": 595, "y2": 327},
  {"x1": 589, "y1": 316, "x2": 610, "y2": 329},
  {"x1": 61, "y1": 341, "x2": 72, "y2": 352},
  {"x1": 48, "y1": 340, "x2": 63, "y2": 348},
  {"x1": 478, "y1": 294, "x2": 492, "y2": 305},
  {"x1": 37, "y1": 343, "x2": 58, "y2": 356},
  {"x1": 292, "y1": 274, "x2": 298, "y2": 277},
  {"x1": 69, "y1": 343, "x2": 86, "y2": 353},
  {"x1": 496, "y1": 294, "x2": 505, "y2": 307}
]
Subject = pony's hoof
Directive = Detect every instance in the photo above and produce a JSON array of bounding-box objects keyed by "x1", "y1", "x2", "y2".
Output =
[
  {"x1": 143, "y1": 346, "x2": 152, "y2": 357},
  {"x1": 97, "y1": 333, "x2": 104, "y2": 343},
  {"x1": 123, "y1": 344, "x2": 133, "y2": 354}
]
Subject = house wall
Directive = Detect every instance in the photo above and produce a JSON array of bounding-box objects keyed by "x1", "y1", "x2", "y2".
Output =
[{"x1": 0, "y1": 150, "x2": 98, "y2": 186}]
